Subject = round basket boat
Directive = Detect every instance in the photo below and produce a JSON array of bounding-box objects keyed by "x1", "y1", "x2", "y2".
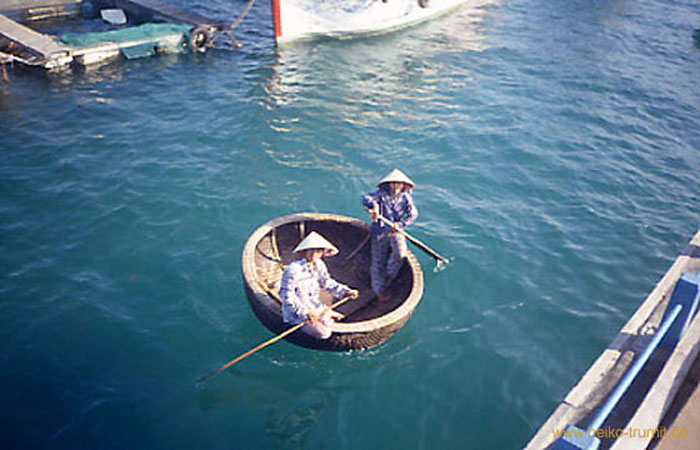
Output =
[{"x1": 241, "y1": 213, "x2": 424, "y2": 351}]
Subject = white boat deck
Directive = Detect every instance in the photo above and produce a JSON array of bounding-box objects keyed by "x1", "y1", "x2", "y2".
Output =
[{"x1": 274, "y1": 0, "x2": 474, "y2": 45}]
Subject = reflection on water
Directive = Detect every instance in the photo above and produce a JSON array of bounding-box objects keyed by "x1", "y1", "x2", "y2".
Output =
[
  {"x1": 258, "y1": 1, "x2": 497, "y2": 173},
  {"x1": 42, "y1": 54, "x2": 192, "y2": 88},
  {"x1": 266, "y1": 0, "x2": 496, "y2": 107}
]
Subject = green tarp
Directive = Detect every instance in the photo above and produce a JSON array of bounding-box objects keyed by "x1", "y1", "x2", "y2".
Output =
[{"x1": 60, "y1": 23, "x2": 191, "y2": 56}]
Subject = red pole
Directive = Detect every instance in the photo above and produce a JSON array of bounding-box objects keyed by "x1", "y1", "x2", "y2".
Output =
[{"x1": 271, "y1": 0, "x2": 282, "y2": 40}]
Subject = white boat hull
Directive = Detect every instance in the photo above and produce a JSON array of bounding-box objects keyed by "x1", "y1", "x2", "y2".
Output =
[{"x1": 270, "y1": 0, "x2": 471, "y2": 45}]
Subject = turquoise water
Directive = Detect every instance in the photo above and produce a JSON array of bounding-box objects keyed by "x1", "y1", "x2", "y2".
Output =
[{"x1": 1, "y1": 0, "x2": 699, "y2": 448}]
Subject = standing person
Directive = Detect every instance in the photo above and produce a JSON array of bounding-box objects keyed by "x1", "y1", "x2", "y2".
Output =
[
  {"x1": 362, "y1": 169, "x2": 419, "y2": 302},
  {"x1": 279, "y1": 231, "x2": 359, "y2": 339}
]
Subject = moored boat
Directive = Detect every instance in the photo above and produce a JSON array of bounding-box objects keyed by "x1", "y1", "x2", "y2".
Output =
[
  {"x1": 270, "y1": 0, "x2": 472, "y2": 45},
  {"x1": 241, "y1": 212, "x2": 424, "y2": 350}
]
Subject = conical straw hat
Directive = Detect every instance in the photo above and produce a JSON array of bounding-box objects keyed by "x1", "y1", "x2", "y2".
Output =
[
  {"x1": 377, "y1": 168, "x2": 415, "y2": 188},
  {"x1": 293, "y1": 231, "x2": 339, "y2": 256}
]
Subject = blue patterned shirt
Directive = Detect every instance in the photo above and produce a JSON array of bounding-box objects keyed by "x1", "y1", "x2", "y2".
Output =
[
  {"x1": 362, "y1": 189, "x2": 419, "y2": 236},
  {"x1": 279, "y1": 258, "x2": 350, "y2": 324}
]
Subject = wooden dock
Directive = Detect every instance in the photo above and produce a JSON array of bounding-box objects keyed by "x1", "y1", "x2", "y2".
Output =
[
  {"x1": 0, "y1": 13, "x2": 72, "y2": 68},
  {"x1": 0, "y1": 0, "x2": 84, "y2": 21},
  {"x1": 526, "y1": 229, "x2": 700, "y2": 449},
  {"x1": 0, "y1": 0, "x2": 222, "y2": 69},
  {"x1": 0, "y1": 0, "x2": 82, "y2": 8}
]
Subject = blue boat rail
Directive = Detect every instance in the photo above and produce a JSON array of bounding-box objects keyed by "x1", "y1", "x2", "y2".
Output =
[{"x1": 554, "y1": 272, "x2": 700, "y2": 450}]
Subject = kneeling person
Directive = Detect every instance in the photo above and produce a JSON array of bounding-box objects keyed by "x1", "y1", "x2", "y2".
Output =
[{"x1": 279, "y1": 231, "x2": 359, "y2": 339}]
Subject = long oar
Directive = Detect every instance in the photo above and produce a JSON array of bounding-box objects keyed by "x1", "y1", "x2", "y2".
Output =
[
  {"x1": 375, "y1": 214, "x2": 449, "y2": 264},
  {"x1": 197, "y1": 293, "x2": 354, "y2": 383}
]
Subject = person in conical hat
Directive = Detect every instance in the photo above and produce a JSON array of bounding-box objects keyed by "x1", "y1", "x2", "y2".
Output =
[
  {"x1": 377, "y1": 168, "x2": 415, "y2": 189},
  {"x1": 362, "y1": 169, "x2": 419, "y2": 302},
  {"x1": 292, "y1": 231, "x2": 339, "y2": 257},
  {"x1": 279, "y1": 231, "x2": 359, "y2": 339}
]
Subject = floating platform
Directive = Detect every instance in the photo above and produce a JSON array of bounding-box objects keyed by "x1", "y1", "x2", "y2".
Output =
[
  {"x1": 527, "y1": 229, "x2": 700, "y2": 449},
  {"x1": 0, "y1": 0, "x2": 220, "y2": 69},
  {"x1": 0, "y1": 12, "x2": 72, "y2": 68}
]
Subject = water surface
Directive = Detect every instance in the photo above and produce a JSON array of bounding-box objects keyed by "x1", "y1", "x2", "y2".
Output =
[{"x1": 1, "y1": 0, "x2": 699, "y2": 448}]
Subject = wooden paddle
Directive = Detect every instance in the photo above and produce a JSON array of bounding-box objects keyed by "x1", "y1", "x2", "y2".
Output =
[
  {"x1": 197, "y1": 293, "x2": 354, "y2": 383},
  {"x1": 375, "y1": 214, "x2": 449, "y2": 264}
]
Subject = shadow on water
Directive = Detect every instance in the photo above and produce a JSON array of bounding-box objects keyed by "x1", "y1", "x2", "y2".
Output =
[
  {"x1": 195, "y1": 326, "x2": 422, "y2": 445},
  {"x1": 198, "y1": 380, "x2": 336, "y2": 446},
  {"x1": 195, "y1": 355, "x2": 342, "y2": 446}
]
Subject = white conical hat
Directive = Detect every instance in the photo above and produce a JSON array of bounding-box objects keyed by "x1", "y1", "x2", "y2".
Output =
[
  {"x1": 293, "y1": 231, "x2": 339, "y2": 256},
  {"x1": 377, "y1": 168, "x2": 415, "y2": 188}
]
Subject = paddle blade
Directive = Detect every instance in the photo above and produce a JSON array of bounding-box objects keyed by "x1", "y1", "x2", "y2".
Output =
[{"x1": 433, "y1": 257, "x2": 452, "y2": 273}]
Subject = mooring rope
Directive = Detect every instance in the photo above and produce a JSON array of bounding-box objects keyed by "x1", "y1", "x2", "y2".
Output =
[
  {"x1": 219, "y1": 0, "x2": 255, "y2": 48},
  {"x1": 230, "y1": 0, "x2": 255, "y2": 30}
]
